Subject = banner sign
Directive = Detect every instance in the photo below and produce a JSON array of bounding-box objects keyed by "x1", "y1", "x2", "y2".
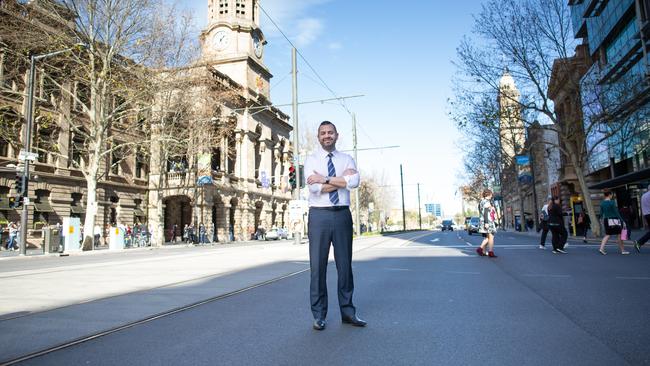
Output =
[{"x1": 516, "y1": 155, "x2": 533, "y2": 184}]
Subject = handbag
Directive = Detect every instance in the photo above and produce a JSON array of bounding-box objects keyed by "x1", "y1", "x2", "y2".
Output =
[{"x1": 621, "y1": 227, "x2": 628, "y2": 240}]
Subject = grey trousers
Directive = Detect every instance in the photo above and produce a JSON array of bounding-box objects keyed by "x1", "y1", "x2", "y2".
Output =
[{"x1": 308, "y1": 207, "x2": 356, "y2": 320}]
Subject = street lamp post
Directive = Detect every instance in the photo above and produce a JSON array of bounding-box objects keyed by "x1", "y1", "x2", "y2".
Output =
[{"x1": 19, "y1": 46, "x2": 84, "y2": 255}]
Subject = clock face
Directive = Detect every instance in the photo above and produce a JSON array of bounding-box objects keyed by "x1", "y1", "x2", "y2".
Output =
[
  {"x1": 253, "y1": 34, "x2": 263, "y2": 58},
  {"x1": 213, "y1": 30, "x2": 229, "y2": 51}
]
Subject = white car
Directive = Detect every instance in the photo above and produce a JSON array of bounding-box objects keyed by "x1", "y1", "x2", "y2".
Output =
[{"x1": 265, "y1": 228, "x2": 279, "y2": 240}]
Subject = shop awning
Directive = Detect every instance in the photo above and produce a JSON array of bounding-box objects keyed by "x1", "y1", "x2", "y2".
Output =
[
  {"x1": 133, "y1": 208, "x2": 146, "y2": 217},
  {"x1": 70, "y1": 205, "x2": 86, "y2": 214},
  {"x1": 33, "y1": 201, "x2": 54, "y2": 212},
  {"x1": 589, "y1": 167, "x2": 650, "y2": 190}
]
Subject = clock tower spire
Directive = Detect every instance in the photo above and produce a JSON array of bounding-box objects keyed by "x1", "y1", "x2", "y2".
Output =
[{"x1": 201, "y1": 0, "x2": 271, "y2": 98}]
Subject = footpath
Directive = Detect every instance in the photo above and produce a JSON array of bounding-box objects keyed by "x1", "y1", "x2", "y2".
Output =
[{"x1": 0, "y1": 234, "x2": 409, "y2": 364}]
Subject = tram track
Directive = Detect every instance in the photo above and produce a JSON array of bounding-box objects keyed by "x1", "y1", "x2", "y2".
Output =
[{"x1": 0, "y1": 231, "x2": 429, "y2": 365}]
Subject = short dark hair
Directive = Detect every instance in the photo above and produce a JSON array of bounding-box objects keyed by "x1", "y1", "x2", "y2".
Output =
[
  {"x1": 319, "y1": 120, "x2": 337, "y2": 133},
  {"x1": 482, "y1": 189, "x2": 493, "y2": 198},
  {"x1": 603, "y1": 189, "x2": 613, "y2": 197}
]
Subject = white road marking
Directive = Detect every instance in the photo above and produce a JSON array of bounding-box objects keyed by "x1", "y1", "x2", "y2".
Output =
[
  {"x1": 522, "y1": 274, "x2": 571, "y2": 278},
  {"x1": 430, "y1": 238, "x2": 440, "y2": 243},
  {"x1": 465, "y1": 241, "x2": 473, "y2": 247},
  {"x1": 445, "y1": 271, "x2": 480, "y2": 275},
  {"x1": 616, "y1": 276, "x2": 650, "y2": 280},
  {"x1": 385, "y1": 268, "x2": 411, "y2": 271}
]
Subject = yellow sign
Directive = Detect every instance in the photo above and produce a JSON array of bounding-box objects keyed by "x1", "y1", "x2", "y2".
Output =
[{"x1": 69, "y1": 226, "x2": 74, "y2": 234}]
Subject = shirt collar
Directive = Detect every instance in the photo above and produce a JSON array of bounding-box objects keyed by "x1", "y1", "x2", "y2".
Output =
[{"x1": 318, "y1": 146, "x2": 338, "y2": 158}]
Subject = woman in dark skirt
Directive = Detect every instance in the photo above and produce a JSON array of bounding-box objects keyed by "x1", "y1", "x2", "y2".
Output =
[
  {"x1": 598, "y1": 190, "x2": 629, "y2": 255},
  {"x1": 548, "y1": 196, "x2": 567, "y2": 254}
]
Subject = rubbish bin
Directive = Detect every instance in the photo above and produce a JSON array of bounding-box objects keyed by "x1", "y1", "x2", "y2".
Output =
[{"x1": 43, "y1": 228, "x2": 62, "y2": 253}]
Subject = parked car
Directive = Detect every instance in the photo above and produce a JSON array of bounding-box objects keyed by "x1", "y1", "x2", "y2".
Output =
[
  {"x1": 467, "y1": 217, "x2": 480, "y2": 235},
  {"x1": 441, "y1": 220, "x2": 454, "y2": 231},
  {"x1": 277, "y1": 227, "x2": 289, "y2": 240},
  {"x1": 265, "y1": 228, "x2": 279, "y2": 240}
]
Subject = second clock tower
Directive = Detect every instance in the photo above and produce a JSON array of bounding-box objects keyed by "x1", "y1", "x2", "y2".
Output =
[{"x1": 200, "y1": 0, "x2": 271, "y2": 98}]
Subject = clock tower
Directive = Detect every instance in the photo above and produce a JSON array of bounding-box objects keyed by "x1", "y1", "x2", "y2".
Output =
[{"x1": 200, "y1": 0, "x2": 271, "y2": 98}]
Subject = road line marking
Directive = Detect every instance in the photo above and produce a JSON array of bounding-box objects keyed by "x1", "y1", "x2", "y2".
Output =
[
  {"x1": 385, "y1": 268, "x2": 410, "y2": 271},
  {"x1": 522, "y1": 274, "x2": 571, "y2": 278},
  {"x1": 445, "y1": 271, "x2": 480, "y2": 275},
  {"x1": 465, "y1": 241, "x2": 473, "y2": 246},
  {"x1": 616, "y1": 276, "x2": 650, "y2": 280},
  {"x1": 430, "y1": 238, "x2": 440, "y2": 243}
]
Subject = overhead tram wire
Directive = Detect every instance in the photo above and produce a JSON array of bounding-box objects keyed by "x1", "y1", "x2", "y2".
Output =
[
  {"x1": 258, "y1": 3, "x2": 380, "y2": 151},
  {"x1": 257, "y1": 3, "x2": 353, "y2": 115}
]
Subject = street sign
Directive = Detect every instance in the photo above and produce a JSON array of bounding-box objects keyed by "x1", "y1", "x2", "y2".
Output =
[
  {"x1": 289, "y1": 200, "x2": 307, "y2": 221},
  {"x1": 425, "y1": 204, "x2": 434, "y2": 213},
  {"x1": 18, "y1": 150, "x2": 38, "y2": 162}
]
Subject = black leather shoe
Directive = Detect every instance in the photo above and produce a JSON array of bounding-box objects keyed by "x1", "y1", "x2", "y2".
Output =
[
  {"x1": 313, "y1": 319, "x2": 326, "y2": 331},
  {"x1": 342, "y1": 315, "x2": 367, "y2": 327}
]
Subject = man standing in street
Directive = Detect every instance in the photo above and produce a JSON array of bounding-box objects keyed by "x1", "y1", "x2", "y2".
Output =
[
  {"x1": 305, "y1": 121, "x2": 366, "y2": 331},
  {"x1": 539, "y1": 196, "x2": 551, "y2": 249},
  {"x1": 634, "y1": 187, "x2": 650, "y2": 252}
]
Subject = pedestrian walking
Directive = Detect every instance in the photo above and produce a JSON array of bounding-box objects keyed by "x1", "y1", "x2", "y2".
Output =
[
  {"x1": 183, "y1": 224, "x2": 189, "y2": 243},
  {"x1": 476, "y1": 189, "x2": 498, "y2": 257},
  {"x1": 634, "y1": 187, "x2": 650, "y2": 252},
  {"x1": 576, "y1": 211, "x2": 591, "y2": 243},
  {"x1": 548, "y1": 196, "x2": 568, "y2": 254},
  {"x1": 304, "y1": 120, "x2": 366, "y2": 331},
  {"x1": 6, "y1": 222, "x2": 18, "y2": 251},
  {"x1": 172, "y1": 223, "x2": 178, "y2": 243},
  {"x1": 538, "y1": 196, "x2": 551, "y2": 249},
  {"x1": 199, "y1": 223, "x2": 207, "y2": 244},
  {"x1": 599, "y1": 189, "x2": 629, "y2": 255}
]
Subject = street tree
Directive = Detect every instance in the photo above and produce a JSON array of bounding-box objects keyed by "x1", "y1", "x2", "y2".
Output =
[{"x1": 452, "y1": 0, "x2": 648, "y2": 236}]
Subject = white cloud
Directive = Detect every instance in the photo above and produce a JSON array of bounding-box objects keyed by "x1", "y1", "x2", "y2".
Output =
[
  {"x1": 328, "y1": 42, "x2": 342, "y2": 50},
  {"x1": 294, "y1": 18, "x2": 323, "y2": 47},
  {"x1": 259, "y1": 0, "x2": 331, "y2": 47}
]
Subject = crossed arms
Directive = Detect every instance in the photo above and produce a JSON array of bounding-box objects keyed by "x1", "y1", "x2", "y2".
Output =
[{"x1": 307, "y1": 169, "x2": 358, "y2": 193}]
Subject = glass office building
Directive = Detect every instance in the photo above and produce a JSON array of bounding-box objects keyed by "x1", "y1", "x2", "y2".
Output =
[{"x1": 569, "y1": 0, "x2": 650, "y2": 175}]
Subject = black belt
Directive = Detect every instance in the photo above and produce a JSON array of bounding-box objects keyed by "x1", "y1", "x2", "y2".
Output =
[{"x1": 310, "y1": 206, "x2": 350, "y2": 211}]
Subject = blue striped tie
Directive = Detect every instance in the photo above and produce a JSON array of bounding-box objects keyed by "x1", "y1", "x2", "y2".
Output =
[{"x1": 327, "y1": 153, "x2": 339, "y2": 205}]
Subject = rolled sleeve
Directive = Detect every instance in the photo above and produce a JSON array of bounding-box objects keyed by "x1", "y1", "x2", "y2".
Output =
[
  {"x1": 304, "y1": 156, "x2": 322, "y2": 194},
  {"x1": 344, "y1": 171, "x2": 360, "y2": 189},
  {"x1": 343, "y1": 156, "x2": 360, "y2": 189},
  {"x1": 309, "y1": 183, "x2": 323, "y2": 194}
]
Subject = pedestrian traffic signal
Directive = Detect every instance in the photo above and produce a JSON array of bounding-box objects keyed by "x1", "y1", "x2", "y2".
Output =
[{"x1": 288, "y1": 164, "x2": 296, "y2": 189}]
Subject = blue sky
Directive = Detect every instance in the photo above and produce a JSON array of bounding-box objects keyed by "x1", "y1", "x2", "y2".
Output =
[{"x1": 184, "y1": 0, "x2": 486, "y2": 216}]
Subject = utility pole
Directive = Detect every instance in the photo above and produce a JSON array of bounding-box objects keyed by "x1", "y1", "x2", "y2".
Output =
[
  {"x1": 417, "y1": 183, "x2": 422, "y2": 230},
  {"x1": 19, "y1": 55, "x2": 37, "y2": 256},
  {"x1": 291, "y1": 47, "x2": 301, "y2": 245},
  {"x1": 352, "y1": 113, "x2": 360, "y2": 236},
  {"x1": 400, "y1": 164, "x2": 406, "y2": 231}
]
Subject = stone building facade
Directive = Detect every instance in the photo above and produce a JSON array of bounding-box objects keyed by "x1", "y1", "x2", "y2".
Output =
[
  {"x1": 0, "y1": 0, "x2": 293, "y2": 244},
  {"x1": 0, "y1": 1, "x2": 149, "y2": 243},
  {"x1": 147, "y1": 0, "x2": 293, "y2": 243}
]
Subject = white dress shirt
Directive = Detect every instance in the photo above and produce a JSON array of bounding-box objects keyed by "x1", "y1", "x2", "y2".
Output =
[{"x1": 304, "y1": 147, "x2": 360, "y2": 207}]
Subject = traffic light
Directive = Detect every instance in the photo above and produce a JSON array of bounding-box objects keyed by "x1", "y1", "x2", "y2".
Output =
[
  {"x1": 8, "y1": 195, "x2": 22, "y2": 209},
  {"x1": 288, "y1": 164, "x2": 296, "y2": 189},
  {"x1": 14, "y1": 173, "x2": 23, "y2": 195}
]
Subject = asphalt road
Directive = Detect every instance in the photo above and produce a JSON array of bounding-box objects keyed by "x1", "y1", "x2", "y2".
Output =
[{"x1": 18, "y1": 230, "x2": 650, "y2": 365}]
